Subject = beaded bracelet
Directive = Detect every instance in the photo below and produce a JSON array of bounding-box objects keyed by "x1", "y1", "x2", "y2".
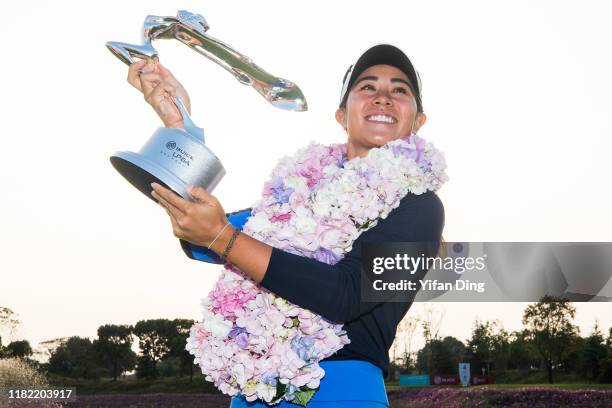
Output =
[{"x1": 220, "y1": 227, "x2": 241, "y2": 262}]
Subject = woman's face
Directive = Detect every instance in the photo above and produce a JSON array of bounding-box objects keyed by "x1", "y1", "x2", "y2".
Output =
[{"x1": 336, "y1": 64, "x2": 426, "y2": 159}]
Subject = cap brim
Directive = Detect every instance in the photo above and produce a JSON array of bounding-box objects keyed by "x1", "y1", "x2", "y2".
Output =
[{"x1": 340, "y1": 44, "x2": 421, "y2": 110}]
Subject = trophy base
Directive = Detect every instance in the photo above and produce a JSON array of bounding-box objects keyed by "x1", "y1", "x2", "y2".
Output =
[{"x1": 110, "y1": 151, "x2": 190, "y2": 202}]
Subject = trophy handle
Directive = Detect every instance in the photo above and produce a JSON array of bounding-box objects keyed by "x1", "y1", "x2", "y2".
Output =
[
  {"x1": 171, "y1": 23, "x2": 307, "y2": 111},
  {"x1": 106, "y1": 10, "x2": 307, "y2": 111},
  {"x1": 105, "y1": 41, "x2": 158, "y2": 65},
  {"x1": 173, "y1": 95, "x2": 205, "y2": 143},
  {"x1": 105, "y1": 15, "x2": 175, "y2": 65}
]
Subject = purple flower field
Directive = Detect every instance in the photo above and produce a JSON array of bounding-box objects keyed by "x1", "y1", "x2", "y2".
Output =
[
  {"x1": 26, "y1": 387, "x2": 609, "y2": 408},
  {"x1": 65, "y1": 393, "x2": 230, "y2": 408},
  {"x1": 387, "y1": 387, "x2": 612, "y2": 408}
]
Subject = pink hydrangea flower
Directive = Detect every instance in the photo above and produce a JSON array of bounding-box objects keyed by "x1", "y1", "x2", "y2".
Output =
[{"x1": 187, "y1": 134, "x2": 447, "y2": 404}]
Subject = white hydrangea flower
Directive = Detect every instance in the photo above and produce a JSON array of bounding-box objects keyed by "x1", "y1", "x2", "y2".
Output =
[
  {"x1": 284, "y1": 175, "x2": 308, "y2": 191},
  {"x1": 203, "y1": 314, "x2": 233, "y2": 338},
  {"x1": 188, "y1": 135, "x2": 447, "y2": 404},
  {"x1": 246, "y1": 212, "x2": 276, "y2": 235}
]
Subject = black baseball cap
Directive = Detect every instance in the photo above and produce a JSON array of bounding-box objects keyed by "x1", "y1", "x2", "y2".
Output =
[{"x1": 339, "y1": 44, "x2": 423, "y2": 112}]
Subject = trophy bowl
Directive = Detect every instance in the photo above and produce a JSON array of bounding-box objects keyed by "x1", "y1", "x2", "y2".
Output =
[
  {"x1": 110, "y1": 96, "x2": 225, "y2": 201},
  {"x1": 110, "y1": 128, "x2": 225, "y2": 202}
]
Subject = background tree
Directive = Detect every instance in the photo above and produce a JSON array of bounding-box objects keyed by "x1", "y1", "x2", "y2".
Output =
[
  {"x1": 600, "y1": 328, "x2": 612, "y2": 383},
  {"x1": 165, "y1": 319, "x2": 196, "y2": 380},
  {"x1": 4, "y1": 340, "x2": 32, "y2": 359},
  {"x1": 522, "y1": 296, "x2": 579, "y2": 383},
  {"x1": 507, "y1": 330, "x2": 536, "y2": 371},
  {"x1": 133, "y1": 319, "x2": 175, "y2": 378},
  {"x1": 561, "y1": 334, "x2": 584, "y2": 376},
  {"x1": 390, "y1": 313, "x2": 420, "y2": 374},
  {"x1": 419, "y1": 306, "x2": 445, "y2": 374},
  {"x1": 466, "y1": 319, "x2": 495, "y2": 374},
  {"x1": 417, "y1": 336, "x2": 465, "y2": 374},
  {"x1": 93, "y1": 324, "x2": 136, "y2": 381},
  {"x1": 579, "y1": 322, "x2": 609, "y2": 383},
  {"x1": 0, "y1": 307, "x2": 21, "y2": 345},
  {"x1": 442, "y1": 336, "x2": 467, "y2": 373},
  {"x1": 48, "y1": 336, "x2": 98, "y2": 379},
  {"x1": 491, "y1": 323, "x2": 510, "y2": 373}
]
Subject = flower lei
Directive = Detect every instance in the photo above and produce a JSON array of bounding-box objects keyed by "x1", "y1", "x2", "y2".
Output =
[{"x1": 186, "y1": 134, "x2": 448, "y2": 405}]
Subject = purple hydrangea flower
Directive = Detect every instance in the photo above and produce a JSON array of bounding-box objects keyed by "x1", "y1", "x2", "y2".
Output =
[
  {"x1": 229, "y1": 325, "x2": 247, "y2": 338},
  {"x1": 269, "y1": 176, "x2": 295, "y2": 204},
  {"x1": 312, "y1": 248, "x2": 342, "y2": 264},
  {"x1": 391, "y1": 143, "x2": 423, "y2": 163},
  {"x1": 235, "y1": 332, "x2": 249, "y2": 349},
  {"x1": 290, "y1": 336, "x2": 317, "y2": 361},
  {"x1": 261, "y1": 371, "x2": 278, "y2": 387}
]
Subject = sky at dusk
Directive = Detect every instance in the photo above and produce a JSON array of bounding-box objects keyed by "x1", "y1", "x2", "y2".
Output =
[{"x1": 1, "y1": 0, "x2": 611, "y2": 355}]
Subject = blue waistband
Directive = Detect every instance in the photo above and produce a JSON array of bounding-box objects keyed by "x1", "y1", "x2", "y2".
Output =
[
  {"x1": 231, "y1": 360, "x2": 388, "y2": 406},
  {"x1": 313, "y1": 360, "x2": 387, "y2": 402}
]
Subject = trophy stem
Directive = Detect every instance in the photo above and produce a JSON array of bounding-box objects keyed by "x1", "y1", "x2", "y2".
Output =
[{"x1": 173, "y1": 96, "x2": 205, "y2": 143}]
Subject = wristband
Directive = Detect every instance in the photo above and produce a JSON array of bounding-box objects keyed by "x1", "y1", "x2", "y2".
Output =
[{"x1": 220, "y1": 227, "x2": 241, "y2": 262}]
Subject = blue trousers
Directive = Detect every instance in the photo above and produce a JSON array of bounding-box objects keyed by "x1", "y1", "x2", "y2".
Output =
[{"x1": 229, "y1": 360, "x2": 389, "y2": 407}]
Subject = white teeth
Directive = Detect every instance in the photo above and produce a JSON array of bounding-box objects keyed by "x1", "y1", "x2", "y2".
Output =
[{"x1": 367, "y1": 114, "x2": 395, "y2": 124}]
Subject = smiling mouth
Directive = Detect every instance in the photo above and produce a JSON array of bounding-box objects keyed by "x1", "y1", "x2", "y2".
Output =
[{"x1": 365, "y1": 114, "x2": 397, "y2": 124}]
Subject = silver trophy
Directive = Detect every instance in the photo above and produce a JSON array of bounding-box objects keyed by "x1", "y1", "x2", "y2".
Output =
[{"x1": 107, "y1": 10, "x2": 307, "y2": 201}]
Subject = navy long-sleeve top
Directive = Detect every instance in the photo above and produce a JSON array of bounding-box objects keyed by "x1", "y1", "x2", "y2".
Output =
[{"x1": 182, "y1": 190, "x2": 444, "y2": 378}]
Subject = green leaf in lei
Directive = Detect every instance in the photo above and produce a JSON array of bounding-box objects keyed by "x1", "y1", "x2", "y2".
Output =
[
  {"x1": 271, "y1": 381, "x2": 287, "y2": 403},
  {"x1": 292, "y1": 387, "x2": 319, "y2": 406}
]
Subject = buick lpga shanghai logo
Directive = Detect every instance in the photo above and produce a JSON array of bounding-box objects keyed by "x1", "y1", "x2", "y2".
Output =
[{"x1": 162, "y1": 141, "x2": 194, "y2": 166}]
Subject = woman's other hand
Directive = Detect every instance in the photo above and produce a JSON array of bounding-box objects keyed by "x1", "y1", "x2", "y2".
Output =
[
  {"x1": 150, "y1": 183, "x2": 229, "y2": 248},
  {"x1": 127, "y1": 59, "x2": 191, "y2": 129}
]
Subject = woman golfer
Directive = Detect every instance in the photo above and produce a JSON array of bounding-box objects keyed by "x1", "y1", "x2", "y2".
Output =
[{"x1": 127, "y1": 44, "x2": 446, "y2": 407}]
